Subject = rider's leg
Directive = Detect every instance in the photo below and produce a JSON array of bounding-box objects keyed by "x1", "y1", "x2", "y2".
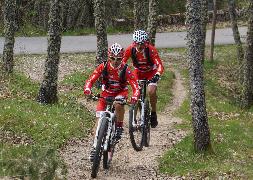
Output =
[
  {"x1": 114, "y1": 103, "x2": 125, "y2": 126},
  {"x1": 114, "y1": 103, "x2": 125, "y2": 140},
  {"x1": 148, "y1": 84, "x2": 158, "y2": 128},
  {"x1": 114, "y1": 91, "x2": 128, "y2": 127},
  {"x1": 148, "y1": 84, "x2": 157, "y2": 112}
]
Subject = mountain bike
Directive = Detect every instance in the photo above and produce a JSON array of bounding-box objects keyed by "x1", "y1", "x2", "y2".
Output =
[
  {"x1": 89, "y1": 94, "x2": 126, "y2": 178},
  {"x1": 129, "y1": 79, "x2": 151, "y2": 151}
]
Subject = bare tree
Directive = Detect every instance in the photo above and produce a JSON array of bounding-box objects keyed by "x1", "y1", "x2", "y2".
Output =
[
  {"x1": 134, "y1": 0, "x2": 149, "y2": 30},
  {"x1": 241, "y1": 1, "x2": 253, "y2": 108},
  {"x1": 186, "y1": 0, "x2": 212, "y2": 152},
  {"x1": 2, "y1": 0, "x2": 17, "y2": 74},
  {"x1": 37, "y1": 0, "x2": 62, "y2": 104},
  {"x1": 228, "y1": 0, "x2": 244, "y2": 62},
  {"x1": 147, "y1": 0, "x2": 158, "y2": 45},
  {"x1": 94, "y1": 0, "x2": 108, "y2": 64},
  {"x1": 210, "y1": 0, "x2": 217, "y2": 62}
]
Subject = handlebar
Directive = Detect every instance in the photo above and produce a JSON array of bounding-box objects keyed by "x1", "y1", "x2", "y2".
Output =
[
  {"x1": 87, "y1": 93, "x2": 128, "y2": 105},
  {"x1": 138, "y1": 79, "x2": 154, "y2": 87}
]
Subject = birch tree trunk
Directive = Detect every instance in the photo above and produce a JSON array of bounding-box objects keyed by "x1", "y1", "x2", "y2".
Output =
[
  {"x1": 134, "y1": 0, "x2": 149, "y2": 30},
  {"x1": 186, "y1": 0, "x2": 212, "y2": 152},
  {"x1": 147, "y1": 0, "x2": 158, "y2": 45},
  {"x1": 228, "y1": 0, "x2": 244, "y2": 62},
  {"x1": 37, "y1": 0, "x2": 62, "y2": 104},
  {"x1": 94, "y1": 0, "x2": 108, "y2": 64},
  {"x1": 241, "y1": 1, "x2": 253, "y2": 108},
  {"x1": 2, "y1": 0, "x2": 17, "y2": 74}
]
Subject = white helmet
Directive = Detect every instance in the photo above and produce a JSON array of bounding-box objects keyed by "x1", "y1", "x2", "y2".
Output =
[
  {"x1": 108, "y1": 43, "x2": 124, "y2": 57},
  {"x1": 133, "y1": 30, "x2": 148, "y2": 44}
]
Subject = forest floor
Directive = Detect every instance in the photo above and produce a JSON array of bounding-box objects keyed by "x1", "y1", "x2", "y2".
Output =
[{"x1": 14, "y1": 52, "x2": 190, "y2": 179}]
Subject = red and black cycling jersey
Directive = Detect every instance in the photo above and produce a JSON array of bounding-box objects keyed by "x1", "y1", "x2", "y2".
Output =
[
  {"x1": 84, "y1": 61, "x2": 140, "y2": 97},
  {"x1": 122, "y1": 42, "x2": 164, "y2": 75}
]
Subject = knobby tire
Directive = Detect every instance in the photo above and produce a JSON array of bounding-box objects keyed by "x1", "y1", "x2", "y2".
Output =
[
  {"x1": 103, "y1": 120, "x2": 115, "y2": 169},
  {"x1": 91, "y1": 117, "x2": 108, "y2": 178},
  {"x1": 129, "y1": 102, "x2": 144, "y2": 151},
  {"x1": 143, "y1": 99, "x2": 151, "y2": 147}
]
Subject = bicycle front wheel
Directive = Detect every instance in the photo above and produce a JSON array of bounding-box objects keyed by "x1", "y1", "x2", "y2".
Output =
[
  {"x1": 129, "y1": 102, "x2": 144, "y2": 151},
  {"x1": 91, "y1": 117, "x2": 108, "y2": 178},
  {"x1": 143, "y1": 99, "x2": 151, "y2": 147},
  {"x1": 103, "y1": 121, "x2": 115, "y2": 170}
]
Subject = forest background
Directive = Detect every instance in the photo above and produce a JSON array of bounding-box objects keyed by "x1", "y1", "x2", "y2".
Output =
[{"x1": 0, "y1": 0, "x2": 249, "y2": 36}]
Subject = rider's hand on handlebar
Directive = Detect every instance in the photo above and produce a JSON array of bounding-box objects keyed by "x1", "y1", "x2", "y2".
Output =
[
  {"x1": 150, "y1": 73, "x2": 160, "y2": 83},
  {"x1": 84, "y1": 87, "x2": 91, "y2": 95},
  {"x1": 130, "y1": 96, "x2": 138, "y2": 104}
]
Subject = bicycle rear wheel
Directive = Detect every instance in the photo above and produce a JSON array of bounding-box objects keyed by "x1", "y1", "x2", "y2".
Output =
[
  {"x1": 91, "y1": 117, "x2": 108, "y2": 178},
  {"x1": 143, "y1": 99, "x2": 151, "y2": 147},
  {"x1": 129, "y1": 102, "x2": 144, "y2": 151}
]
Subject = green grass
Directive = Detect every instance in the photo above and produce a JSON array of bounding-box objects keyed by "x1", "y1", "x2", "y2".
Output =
[
  {"x1": 0, "y1": 23, "x2": 133, "y2": 37},
  {"x1": 61, "y1": 69, "x2": 92, "y2": 88},
  {"x1": 159, "y1": 45, "x2": 253, "y2": 179},
  {"x1": 160, "y1": 116, "x2": 253, "y2": 178},
  {"x1": 157, "y1": 70, "x2": 175, "y2": 112},
  {"x1": 0, "y1": 97, "x2": 93, "y2": 146},
  {"x1": 15, "y1": 24, "x2": 47, "y2": 37},
  {"x1": 0, "y1": 72, "x2": 94, "y2": 178}
]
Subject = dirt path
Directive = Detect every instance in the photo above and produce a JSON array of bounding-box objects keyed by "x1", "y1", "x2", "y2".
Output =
[
  {"x1": 14, "y1": 53, "x2": 188, "y2": 179},
  {"x1": 59, "y1": 67, "x2": 188, "y2": 180}
]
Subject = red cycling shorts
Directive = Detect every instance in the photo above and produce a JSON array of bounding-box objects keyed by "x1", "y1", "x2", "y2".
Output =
[
  {"x1": 96, "y1": 90, "x2": 128, "y2": 117},
  {"x1": 133, "y1": 69, "x2": 156, "y2": 80},
  {"x1": 133, "y1": 69, "x2": 158, "y2": 86}
]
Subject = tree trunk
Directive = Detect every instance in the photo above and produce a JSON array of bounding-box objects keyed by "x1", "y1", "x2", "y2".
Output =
[
  {"x1": 210, "y1": 0, "x2": 217, "y2": 62},
  {"x1": 94, "y1": 0, "x2": 108, "y2": 64},
  {"x1": 61, "y1": 0, "x2": 69, "y2": 31},
  {"x1": 241, "y1": 1, "x2": 253, "y2": 108},
  {"x1": 66, "y1": 0, "x2": 83, "y2": 30},
  {"x1": 201, "y1": 0, "x2": 208, "y2": 63},
  {"x1": 77, "y1": 0, "x2": 94, "y2": 28},
  {"x1": 2, "y1": 0, "x2": 17, "y2": 74},
  {"x1": 228, "y1": 0, "x2": 244, "y2": 62},
  {"x1": 186, "y1": 0, "x2": 212, "y2": 152},
  {"x1": 134, "y1": 0, "x2": 149, "y2": 30},
  {"x1": 37, "y1": 0, "x2": 62, "y2": 104},
  {"x1": 0, "y1": 1, "x2": 3, "y2": 24},
  {"x1": 147, "y1": 0, "x2": 158, "y2": 45},
  {"x1": 33, "y1": 1, "x2": 50, "y2": 30}
]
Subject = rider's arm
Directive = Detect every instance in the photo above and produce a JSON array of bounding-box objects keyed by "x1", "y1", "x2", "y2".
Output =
[
  {"x1": 150, "y1": 46, "x2": 164, "y2": 76},
  {"x1": 126, "y1": 68, "x2": 140, "y2": 98},
  {"x1": 84, "y1": 63, "x2": 104, "y2": 89},
  {"x1": 122, "y1": 45, "x2": 132, "y2": 64}
]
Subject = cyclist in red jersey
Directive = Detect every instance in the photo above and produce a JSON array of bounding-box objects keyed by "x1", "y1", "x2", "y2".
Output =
[
  {"x1": 84, "y1": 43, "x2": 140, "y2": 161},
  {"x1": 122, "y1": 30, "x2": 164, "y2": 128}
]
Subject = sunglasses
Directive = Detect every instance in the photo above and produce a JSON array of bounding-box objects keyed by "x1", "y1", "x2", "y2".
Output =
[
  {"x1": 135, "y1": 42, "x2": 145, "y2": 45},
  {"x1": 110, "y1": 57, "x2": 122, "y2": 61}
]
